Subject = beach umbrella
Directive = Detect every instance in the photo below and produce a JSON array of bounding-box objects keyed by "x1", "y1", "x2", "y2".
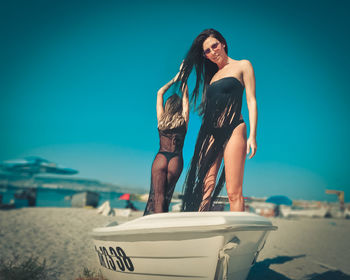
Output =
[
  {"x1": 0, "y1": 156, "x2": 78, "y2": 176},
  {"x1": 119, "y1": 193, "x2": 131, "y2": 200},
  {"x1": 266, "y1": 195, "x2": 292, "y2": 206}
]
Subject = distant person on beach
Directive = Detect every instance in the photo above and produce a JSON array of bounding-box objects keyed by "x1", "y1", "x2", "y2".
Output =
[
  {"x1": 125, "y1": 199, "x2": 138, "y2": 211},
  {"x1": 179, "y1": 29, "x2": 257, "y2": 212},
  {"x1": 144, "y1": 67, "x2": 189, "y2": 215}
]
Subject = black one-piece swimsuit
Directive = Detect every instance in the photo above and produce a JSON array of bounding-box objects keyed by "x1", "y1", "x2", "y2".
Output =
[
  {"x1": 144, "y1": 124, "x2": 187, "y2": 215},
  {"x1": 182, "y1": 76, "x2": 244, "y2": 211}
]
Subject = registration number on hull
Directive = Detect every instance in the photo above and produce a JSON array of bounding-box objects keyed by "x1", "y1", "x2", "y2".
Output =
[{"x1": 95, "y1": 246, "x2": 134, "y2": 272}]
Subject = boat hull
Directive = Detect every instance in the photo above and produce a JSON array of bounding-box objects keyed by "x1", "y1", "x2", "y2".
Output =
[{"x1": 91, "y1": 212, "x2": 276, "y2": 280}]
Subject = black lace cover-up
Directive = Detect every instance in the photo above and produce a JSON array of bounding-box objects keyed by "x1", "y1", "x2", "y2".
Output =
[
  {"x1": 144, "y1": 124, "x2": 187, "y2": 215},
  {"x1": 182, "y1": 76, "x2": 244, "y2": 211}
]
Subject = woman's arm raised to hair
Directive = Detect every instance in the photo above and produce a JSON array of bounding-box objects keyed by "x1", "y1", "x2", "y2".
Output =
[
  {"x1": 182, "y1": 84, "x2": 189, "y2": 126},
  {"x1": 156, "y1": 72, "x2": 180, "y2": 121},
  {"x1": 242, "y1": 60, "x2": 257, "y2": 159}
]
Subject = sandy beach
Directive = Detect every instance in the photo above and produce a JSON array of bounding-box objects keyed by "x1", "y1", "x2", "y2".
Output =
[{"x1": 0, "y1": 208, "x2": 349, "y2": 280}]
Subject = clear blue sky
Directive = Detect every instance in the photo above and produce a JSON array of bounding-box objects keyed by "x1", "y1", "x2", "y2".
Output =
[{"x1": 1, "y1": 0, "x2": 349, "y2": 202}]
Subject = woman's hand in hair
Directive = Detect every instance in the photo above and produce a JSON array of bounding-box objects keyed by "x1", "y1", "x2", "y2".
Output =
[{"x1": 172, "y1": 71, "x2": 180, "y2": 83}]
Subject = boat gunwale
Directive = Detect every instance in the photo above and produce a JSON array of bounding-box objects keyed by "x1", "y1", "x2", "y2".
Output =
[{"x1": 91, "y1": 224, "x2": 277, "y2": 239}]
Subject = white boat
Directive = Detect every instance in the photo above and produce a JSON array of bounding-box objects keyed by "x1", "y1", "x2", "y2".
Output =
[
  {"x1": 280, "y1": 206, "x2": 328, "y2": 218},
  {"x1": 91, "y1": 212, "x2": 277, "y2": 280}
]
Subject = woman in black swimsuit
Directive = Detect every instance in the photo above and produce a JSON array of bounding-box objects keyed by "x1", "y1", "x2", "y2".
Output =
[
  {"x1": 144, "y1": 70, "x2": 189, "y2": 215},
  {"x1": 179, "y1": 29, "x2": 257, "y2": 212}
]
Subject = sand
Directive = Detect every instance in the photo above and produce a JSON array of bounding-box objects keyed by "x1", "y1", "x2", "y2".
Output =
[
  {"x1": 0, "y1": 208, "x2": 349, "y2": 280},
  {"x1": 248, "y1": 217, "x2": 350, "y2": 280},
  {"x1": 0, "y1": 208, "x2": 143, "y2": 279}
]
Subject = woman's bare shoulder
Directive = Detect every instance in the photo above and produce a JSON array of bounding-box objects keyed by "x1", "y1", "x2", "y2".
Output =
[
  {"x1": 238, "y1": 59, "x2": 253, "y2": 69},
  {"x1": 234, "y1": 60, "x2": 254, "y2": 78},
  {"x1": 228, "y1": 59, "x2": 253, "y2": 73}
]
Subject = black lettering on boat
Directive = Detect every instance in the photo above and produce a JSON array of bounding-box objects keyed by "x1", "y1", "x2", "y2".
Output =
[
  {"x1": 110, "y1": 247, "x2": 125, "y2": 271},
  {"x1": 97, "y1": 246, "x2": 107, "y2": 268},
  {"x1": 102, "y1": 247, "x2": 114, "y2": 270},
  {"x1": 102, "y1": 247, "x2": 116, "y2": 271},
  {"x1": 95, "y1": 245, "x2": 134, "y2": 273},
  {"x1": 116, "y1": 247, "x2": 134, "y2": 271},
  {"x1": 94, "y1": 246, "x2": 102, "y2": 266},
  {"x1": 100, "y1": 246, "x2": 110, "y2": 269}
]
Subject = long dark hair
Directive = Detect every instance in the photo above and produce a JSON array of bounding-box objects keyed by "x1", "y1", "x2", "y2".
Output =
[{"x1": 178, "y1": 29, "x2": 228, "y2": 115}]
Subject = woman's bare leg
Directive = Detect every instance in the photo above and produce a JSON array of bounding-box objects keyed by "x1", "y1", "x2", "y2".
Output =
[
  {"x1": 150, "y1": 153, "x2": 168, "y2": 213},
  {"x1": 223, "y1": 122, "x2": 247, "y2": 211},
  {"x1": 199, "y1": 152, "x2": 223, "y2": 211},
  {"x1": 165, "y1": 155, "x2": 183, "y2": 212}
]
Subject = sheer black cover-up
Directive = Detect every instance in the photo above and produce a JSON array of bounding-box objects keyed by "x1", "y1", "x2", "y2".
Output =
[
  {"x1": 144, "y1": 124, "x2": 187, "y2": 215},
  {"x1": 182, "y1": 76, "x2": 244, "y2": 211}
]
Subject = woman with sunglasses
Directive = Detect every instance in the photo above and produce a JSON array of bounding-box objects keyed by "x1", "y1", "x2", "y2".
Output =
[
  {"x1": 179, "y1": 29, "x2": 257, "y2": 212},
  {"x1": 144, "y1": 68, "x2": 189, "y2": 215}
]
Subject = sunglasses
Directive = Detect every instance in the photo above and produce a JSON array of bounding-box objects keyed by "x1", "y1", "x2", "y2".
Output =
[{"x1": 203, "y1": 42, "x2": 221, "y2": 56}]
